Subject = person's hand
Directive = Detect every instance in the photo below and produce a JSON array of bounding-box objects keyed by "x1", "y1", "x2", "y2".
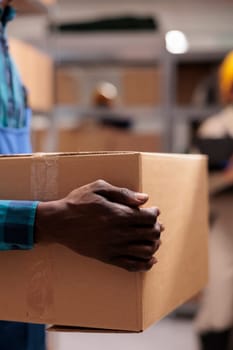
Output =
[{"x1": 35, "y1": 180, "x2": 164, "y2": 272}]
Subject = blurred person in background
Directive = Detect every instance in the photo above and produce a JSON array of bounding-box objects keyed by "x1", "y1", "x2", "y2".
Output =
[
  {"x1": 92, "y1": 81, "x2": 133, "y2": 130},
  {"x1": 194, "y1": 51, "x2": 233, "y2": 350},
  {"x1": 0, "y1": 1, "x2": 163, "y2": 349}
]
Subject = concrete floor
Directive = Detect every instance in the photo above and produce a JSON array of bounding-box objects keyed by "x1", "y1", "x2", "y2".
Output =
[{"x1": 48, "y1": 317, "x2": 199, "y2": 350}]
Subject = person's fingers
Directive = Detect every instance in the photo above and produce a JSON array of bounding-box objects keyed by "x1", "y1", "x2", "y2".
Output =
[
  {"x1": 92, "y1": 179, "x2": 149, "y2": 207},
  {"x1": 131, "y1": 207, "x2": 160, "y2": 226},
  {"x1": 120, "y1": 240, "x2": 161, "y2": 259},
  {"x1": 113, "y1": 222, "x2": 164, "y2": 242},
  {"x1": 110, "y1": 256, "x2": 157, "y2": 272},
  {"x1": 108, "y1": 204, "x2": 160, "y2": 227},
  {"x1": 153, "y1": 222, "x2": 165, "y2": 240}
]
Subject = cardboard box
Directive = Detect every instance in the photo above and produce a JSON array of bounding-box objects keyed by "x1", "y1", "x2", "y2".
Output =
[
  {"x1": 10, "y1": 38, "x2": 54, "y2": 112},
  {"x1": 58, "y1": 126, "x2": 113, "y2": 152},
  {"x1": 0, "y1": 152, "x2": 208, "y2": 332},
  {"x1": 122, "y1": 67, "x2": 161, "y2": 106},
  {"x1": 13, "y1": 0, "x2": 54, "y2": 14},
  {"x1": 111, "y1": 130, "x2": 161, "y2": 152},
  {"x1": 55, "y1": 68, "x2": 80, "y2": 105},
  {"x1": 31, "y1": 129, "x2": 49, "y2": 153},
  {"x1": 58, "y1": 126, "x2": 161, "y2": 153}
]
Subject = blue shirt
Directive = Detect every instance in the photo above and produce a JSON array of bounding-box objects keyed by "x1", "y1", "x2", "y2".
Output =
[
  {"x1": 0, "y1": 5, "x2": 45, "y2": 350},
  {"x1": 0, "y1": 5, "x2": 37, "y2": 249},
  {"x1": 0, "y1": 5, "x2": 27, "y2": 128}
]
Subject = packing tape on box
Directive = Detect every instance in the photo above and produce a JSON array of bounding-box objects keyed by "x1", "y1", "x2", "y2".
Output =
[{"x1": 31, "y1": 153, "x2": 59, "y2": 201}]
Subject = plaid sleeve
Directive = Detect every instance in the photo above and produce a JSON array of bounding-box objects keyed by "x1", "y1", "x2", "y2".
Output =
[{"x1": 0, "y1": 200, "x2": 39, "y2": 250}]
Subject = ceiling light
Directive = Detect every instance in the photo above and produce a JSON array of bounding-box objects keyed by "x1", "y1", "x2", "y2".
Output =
[{"x1": 165, "y1": 30, "x2": 189, "y2": 54}]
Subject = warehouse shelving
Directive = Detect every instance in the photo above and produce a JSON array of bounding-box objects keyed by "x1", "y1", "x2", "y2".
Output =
[
  {"x1": 18, "y1": 33, "x2": 233, "y2": 152},
  {"x1": 49, "y1": 37, "x2": 231, "y2": 151},
  {"x1": 34, "y1": 30, "x2": 164, "y2": 151},
  {"x1": 10, "y1": 1, "x2": 233, "y2": 152}
]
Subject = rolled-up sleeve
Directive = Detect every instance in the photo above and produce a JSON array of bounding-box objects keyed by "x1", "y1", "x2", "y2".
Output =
[{"x1": 0, "y1": 200, "x2": 38, "y2": 250}]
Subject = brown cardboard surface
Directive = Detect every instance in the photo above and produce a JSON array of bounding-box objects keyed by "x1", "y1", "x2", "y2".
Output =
[
  {"x1": 10, "y1": 39, "x2": 54, "y2": 112},
  {"x1": 122, "y1": 67, "x2": 161, "y2": 106},
  {"x1": 58, "y1": 126, "x2": 161, "y2": 153},
  {"x1": 140, "y1": 154, "x2": 208, "y2": 329},
  {"x1": 13, "y1": 0, "x2": 52, "y2": 14},
  {"x1": 0, "y1": 152, "x2": 208, "y2": 332},
  {"x1": 55, "y1": 68, "x2": 80, "y2": 105},
  {"x1": 58, "y1": 127, "x2": 113, "y2": 153},
  {"x1": 31, "y1": 129, "x2": 49, "y2": 152}
]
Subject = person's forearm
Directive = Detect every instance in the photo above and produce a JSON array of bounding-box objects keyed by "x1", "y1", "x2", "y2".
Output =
[{"x1": 0, "y1": 200, "x2": 38, "y2": 250}]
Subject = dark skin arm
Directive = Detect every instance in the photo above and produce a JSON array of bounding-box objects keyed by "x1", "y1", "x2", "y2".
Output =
[{"x1": 35, "y1": 180, "x2": 164, "y2": 272}]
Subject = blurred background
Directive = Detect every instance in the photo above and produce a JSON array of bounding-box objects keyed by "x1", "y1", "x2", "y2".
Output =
[
  {"x1": 10, "y1": 0, "x2": 233, "y2": 155},
  {"x1": 8, "y1": 0, "x2": 233, "y2": 349}
]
